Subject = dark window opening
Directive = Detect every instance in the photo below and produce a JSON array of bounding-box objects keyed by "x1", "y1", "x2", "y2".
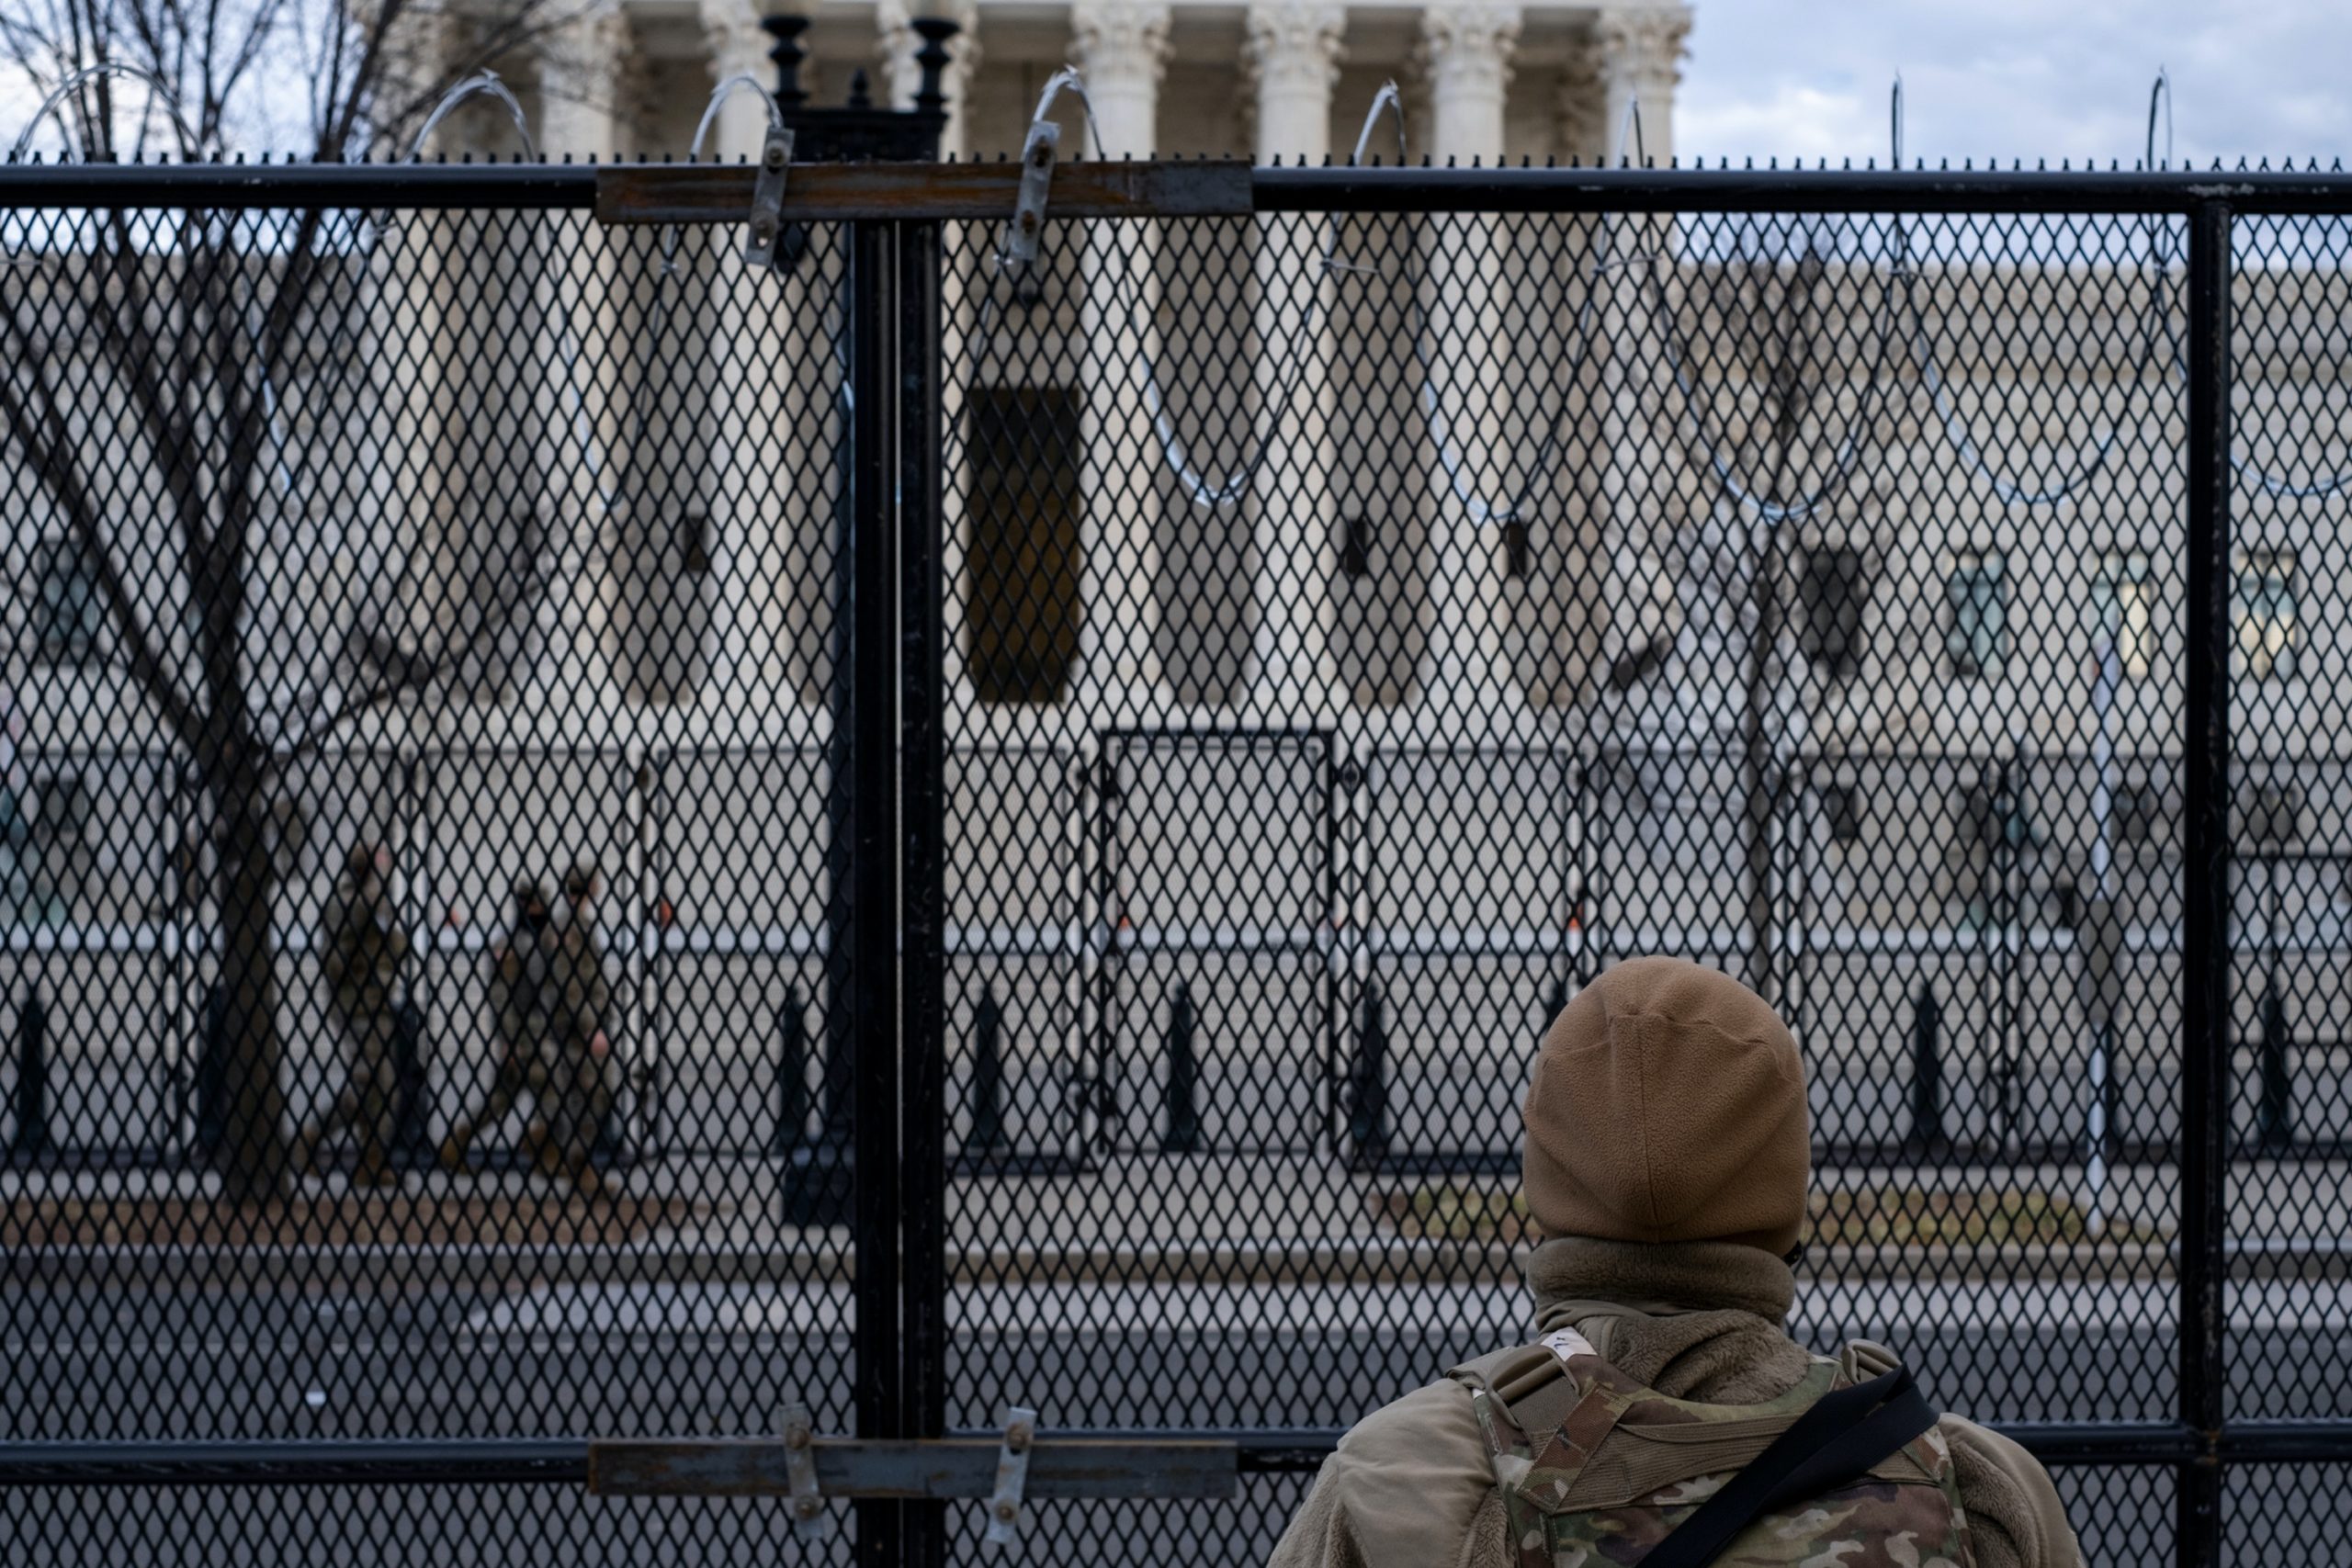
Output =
[
  {"x1": 1821, "y1": 784, "x2": 1861, "y2": 843},
  {"x1": 1502, "y1": 518, "x2": 1531, "y2": 580},
  {"x1": 968, "y1": 386, "x2": 1082, "y2": 705},
  {"x1": 1962, "y1": 780, "x2": 2036, "y2": 853},
  {"x1": 12, "y1": 770, "x2": 96, "y2": 916},
  {"x1": 2233, "y1": 547, "x2": 2301, "y2": 682},
  {"x1": 2114, "y1": 783, "x2": 2161, "y2": 845},
  {"x1": 1798, "y1": 546, "x2": 1867, "y2": 679},
  {"x1": 2243, "y1": 781, "x2": 2306, "y2": 852},
  {"x1": 1946, "y1": 550, "x2": 2007, "y2": 679},
  {"x1": 1340, "y1": 514, "x2": 1372, "y2": 580},
  {"x1": 34, "y1": 537, "x2": 103, "y2": 665}
]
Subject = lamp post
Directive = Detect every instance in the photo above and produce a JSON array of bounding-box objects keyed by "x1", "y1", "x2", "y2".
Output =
[{"x1": 771, "y1": 0, "x2": 961, "y2": 1228}]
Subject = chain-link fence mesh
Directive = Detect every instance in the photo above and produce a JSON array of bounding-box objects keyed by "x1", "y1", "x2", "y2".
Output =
[{"x1": 0, "y1": 174, "x2": 2346, "y2": 1565}]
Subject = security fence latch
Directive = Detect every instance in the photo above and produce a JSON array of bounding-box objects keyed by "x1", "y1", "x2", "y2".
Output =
[
  {"x1": 586, "y1": 1418, "x2": 1235, "y2": 1543},
  {"x1": 983, "y1": 1406, "x2": 1037, "y2": 1547},
  {"x1": 1003, "y1": 118, "x2": 1060, "y2": 271},
  {"x1": 746, "y1": 127, "x2": 794, "y2": 269},
  {"x1": 782, "y1": 1402, "x2": 828, "y2": 1541}
]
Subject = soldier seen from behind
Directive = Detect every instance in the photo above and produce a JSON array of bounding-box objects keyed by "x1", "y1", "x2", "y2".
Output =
[
  {"x1": 297, "y1": 841, "x2": 409, "y2": 1188},
  {"x1": 1269, "y1": 956, "x2": 2082, "y2": 1568}
]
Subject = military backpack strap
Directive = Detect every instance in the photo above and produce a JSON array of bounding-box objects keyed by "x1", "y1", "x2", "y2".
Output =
[
  {"x1": 1453, "y1": 1330, "x2": 1645, "y2": 1478},
  {"x1": 1635, "y1": 1359, "x2": 1940, "y2": 1568}
]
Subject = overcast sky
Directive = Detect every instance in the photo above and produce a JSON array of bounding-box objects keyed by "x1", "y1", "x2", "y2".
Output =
[{"x1": 1677, "y1": 0, "x2": 2352, "y2": 169}]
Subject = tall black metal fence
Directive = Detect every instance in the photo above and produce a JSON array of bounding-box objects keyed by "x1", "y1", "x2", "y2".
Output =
[{"x1": 4, "y1": 159, "x2": 2351, "y2": 1565}]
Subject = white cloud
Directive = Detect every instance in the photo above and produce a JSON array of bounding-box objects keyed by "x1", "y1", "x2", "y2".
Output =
[
  {"x1": 1679, "y1": 0, "x2": 2352, "y2": 167},
  {"x1": 1675, "y1": 84, "x2": 1879, "y2": 165}
]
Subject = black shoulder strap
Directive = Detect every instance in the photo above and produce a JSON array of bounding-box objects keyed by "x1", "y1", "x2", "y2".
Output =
[{"x1": 1638, "y1": 1362, "x2": 1939, "y2": 1568}]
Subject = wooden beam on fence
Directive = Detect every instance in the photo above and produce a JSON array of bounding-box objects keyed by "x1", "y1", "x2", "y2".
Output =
[{"x1": 592, "y1": 158, "x2": 1252, "y2": 225}]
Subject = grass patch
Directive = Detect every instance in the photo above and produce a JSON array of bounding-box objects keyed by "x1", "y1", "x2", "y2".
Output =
[
  {"x1": 1373, "y1": 1184, "x2": 1535, "y2": 1245},
  {"x1": 1374, "y1": 1182, "x2": 2165, "y2": 1248},
  {"x1": 6, "y1": 1190, "x2": 701, "y2": 1249},
  {"x1": 1808, "y1": 1187, "x2": 2165, "y2": 1248}
]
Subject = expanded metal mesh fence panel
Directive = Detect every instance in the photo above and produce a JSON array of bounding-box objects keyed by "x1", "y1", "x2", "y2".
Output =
[
  {"x1": 2, "y1": 1487, "x2": 848, "y2": 1568},
  {"x1": 4, "y1": 170, "x2": 2350, "y2": 1568},
  {"x1": 1, "y1": 206, "x2": 862, "y2": 1563},
  {"x1": 2061, "y1": 1466, "x2": 2177, "y2": 1567},
  {"x1": 2228, "y1": 211, "x2": 2352, "y2": 1438},
  {"x1": 944, "y1": 1475, "x2": 1317, "y2": 1568},
  {"x1": 934, "y1": 206, "x2": 2199, "y2": 1465},
  {"x1": 2223, "y1": 1463, "x2": 2347, "y2": 1564}
]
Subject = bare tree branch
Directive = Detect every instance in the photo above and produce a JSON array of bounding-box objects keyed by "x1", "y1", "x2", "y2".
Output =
[{"x1": 0, "y1": 347, "x2": 206, "y2": 753}]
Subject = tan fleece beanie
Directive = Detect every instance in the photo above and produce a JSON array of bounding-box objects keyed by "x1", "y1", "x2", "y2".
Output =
[{"x1": 1522, "y1": 957, "x2": 1810, "y2": 1255}]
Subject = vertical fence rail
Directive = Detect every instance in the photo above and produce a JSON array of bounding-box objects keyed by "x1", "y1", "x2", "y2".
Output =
[
  {"x1": 898, "y1": 215, "x2": 951, "y2": 1568},
  {"x1": 2177, "y1": 196, "x2": 2235, "y2": 1568},
  {"x1": 848, "y1": 216, "x2": 904, "y2": 1568}
]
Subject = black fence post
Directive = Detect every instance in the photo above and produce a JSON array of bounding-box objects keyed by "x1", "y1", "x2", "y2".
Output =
[
  {"x1": 2257, "y1": 984, "x2": 2293, "y2": 1153},
  {"x1": 1544, "y1": 974, "x2": 1570, "y2": 1028},
  {"x1": 773, "y1": 986, "x2": 809, "y2": 1155},
  {"x1": 2178, "y1": 194, "x2": 2234, "y2": 1568},
  {"x1": 193, "y1": 981, "x2": 229, "y2": 1162},
  {"x1": 967, "y1": 987, "x2": 1005, "y2": 1156},
  {"x1": 390, "y1": 994, "x2": 431, "y2": 1165},
  {"x1": 1162, "y1": 979, "x2": 1200, "y2": 1155},
  {"x1": 844, "y1": 214, "x2": 904, "y2": 1568},
  {"x1": 1351, "y1": 980, "x2": 1388, "y2": 1161},
  {"x1": 11, "y1": 990, "x2": 51, "y2": 1157},
  {"x1": 1909, "y1": 983, "x2": 1946, "y2": 1154},
  {"x1": 897, "y1": 207, "x2": 952, "y2": 1568}
]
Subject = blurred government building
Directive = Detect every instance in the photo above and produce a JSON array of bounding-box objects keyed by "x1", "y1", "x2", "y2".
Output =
[{"x1": 7, "y1": 0, "x2": 2350, "y2": 1167}]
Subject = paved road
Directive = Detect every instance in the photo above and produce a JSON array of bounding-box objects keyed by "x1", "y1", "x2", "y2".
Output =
[{"x1": 6, "y1": 1276, "x2": 2345, "y2": 1565}]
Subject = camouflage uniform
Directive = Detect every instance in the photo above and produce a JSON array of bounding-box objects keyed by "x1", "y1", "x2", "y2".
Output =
[
  {"x1": 1265, "y1": 1237, "x2": 2081, "y2": 1568},
  {"x1": 1272, "y1": 959, "x2": 2080, "y2": 1568},
  {"x1": 439, "y1": 879, "x2": 557, "y2": 1175},
  {"x1": 1453, "y1": 1325, "x2": 1973, "y2": 1568},
  {"x1": 438, "y1": 871, "x2": 616, "y2": 1201},
  {"x1": 300, "y1": 846, "x2": 409, "y2": 1186},
  {"x1": 541, "y1": 863, "x2": 618, "y2": 1195}
]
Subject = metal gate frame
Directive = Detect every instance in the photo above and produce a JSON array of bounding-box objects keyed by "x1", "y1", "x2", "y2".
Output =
[
  {"x1": 10, "y1": 156, "x2": 2352, "y2": 1568},
  {"x1": 1090, "y1": 726, "x2": 1338, "y2": 1159}
]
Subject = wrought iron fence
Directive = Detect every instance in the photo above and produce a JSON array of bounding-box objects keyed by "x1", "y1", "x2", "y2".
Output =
[{"x1": 5, "y1": 157, "x2": 2352, "y2": 1565}]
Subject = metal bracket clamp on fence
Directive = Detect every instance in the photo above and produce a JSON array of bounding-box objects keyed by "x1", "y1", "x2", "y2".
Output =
[
  {"x1": 1004, "y1": 120, "x2": 1060, "y2": 267},
  {"x1": 747, "y1": 126, "x2": 794, "y2": 266},
  {"x1": 675, "y1": 73, "x2": 795, "y2": 271},
  {"x1": 984, "y1": 1406, "x2": 1037, "y2": 1547},
  {"x1": 586, "y1": 1404, "x2": 1231, "y2": 1548}
]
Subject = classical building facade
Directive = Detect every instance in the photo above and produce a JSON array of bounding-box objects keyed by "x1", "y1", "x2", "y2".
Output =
[
  {"x1": 11, "y1": 2, "x2": 2352, "y2": 1165},
  {"x1": 406, "y1": 1, "x2": 1697, "y2": 170}
]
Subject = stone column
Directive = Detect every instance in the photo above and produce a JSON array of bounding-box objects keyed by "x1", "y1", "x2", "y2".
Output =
[
  {"x1": 543, "y1": 12, "x2": 676, "y2": 706},
  {"x1": 1596, "y1": 6, "x2": 1691, "y2": 164},
  {"x1": 537, "y1": 9, "x2": 628, "y2": 162},
  {"x1": 1074, "y1": 0, "x2": 1168, "y2": 156},
  {"x1": 1421, "y1": 3, "x2": 1520, "y2": 163},
  {"x1": 1071, "y1": 0, "x2": 1171, "y2": 715},
  {"x1": 1247, "y1": 2, "x2": 1342, "y2": 162},
  {"x1": 702, "y1": 0, "x2": 776, "y2": 158},
  {"x1": 1592, "y1": 6, "x2": 1690, "y2": 730},
  {"x1": 1555, "y1": 29, "x2": 1607, "y2": 164},
  {"x1": 1244, "y1": 2, "x2": 1344, "y2": 715},
  {"x1": 1418, "y1": 3, "x2": 1520, "y2": 719}
]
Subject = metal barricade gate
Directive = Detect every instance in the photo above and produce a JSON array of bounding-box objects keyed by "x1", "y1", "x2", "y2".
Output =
[{"x1": 8, "y1": 158, "x2": 2352, "y2": 1567}]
